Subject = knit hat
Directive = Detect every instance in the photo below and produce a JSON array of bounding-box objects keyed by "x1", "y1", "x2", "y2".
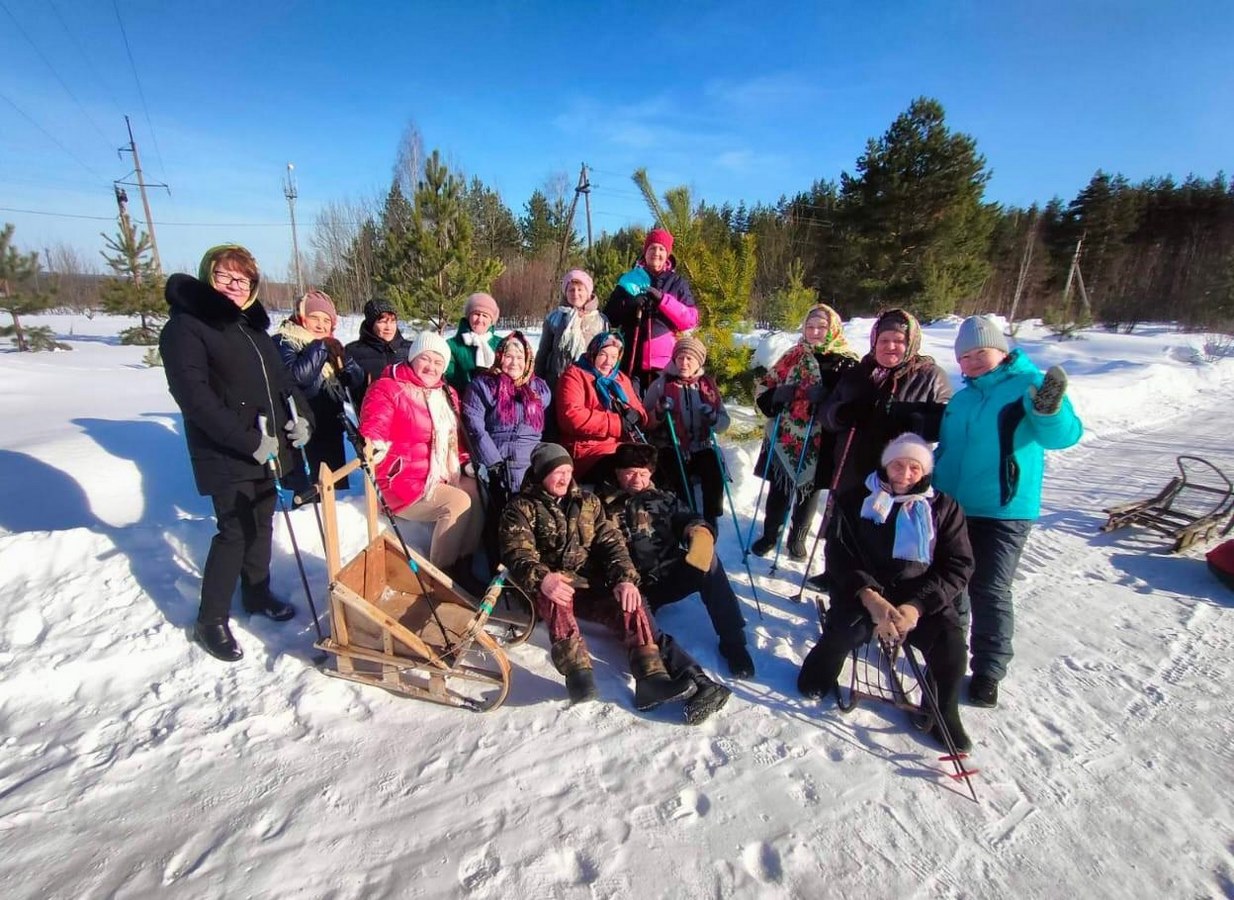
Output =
[
  {"x1": 407, "y1": 329, "x2": 450, "y2": 364},
  {"x1": 612, "y1": 442, "x2": 659, "y2": 472},
  {"x1": 363, "y1": 297, "x2": 397, "y2": 326},
  {"x1": 954, "y1": 315, "x2": 1009, "y2": 357},
  {"x1": 880, "y1": 433, "x2": 935, "y2": 476},
  {"x1": 561, "y1": 268, "x2": 594, "y2": 299},
  {"x1": 464, "y1": 292, "x2": 500, "y2": 321},
  {"x1": 644, "y1": 228, "x2": 674, "y2": 255},
  {"x1": 300, "y1": 290, "x2": 338, "y2": 330},
  {"x1": 672, "y1": 335, "x2": 707, "y2": 368},
  {"x1": 585, "y1": 329, "x2": 624, "y2": 361},
  {"x1": 530, "y1": 442, "x2": 573, "y2": 483}
]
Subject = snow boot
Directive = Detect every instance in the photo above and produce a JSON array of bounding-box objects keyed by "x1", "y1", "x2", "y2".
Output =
[
  {"x1": 631, "y1": 645, "x2": 696, "y2": 711},
  {"x1": 931, "y1": 710, "x2": 973, "y2": 753},
  {"x1": 968, "y1": 674, "x2": 999, "y2": 708},
  {"x1": 805, "y1": 570, "x2": 832, "y2": 592},
  {"x1": 797, "y1": 639, "x2": 846, "y2": 699},
  {"x1": 720, "y1": 642, "x2": 756, "y2": 679},
  {"x1": 750, "y1": 535, "x2": 778, "y2": 557},
  {"x1": 564, "y1": 669, "x2": 599, "y2": 705},
  {"x1": 787, "y1": 531, "x2": 809, "y2": 561},
  {"x1": 195, "y1": 619, "x2": 243, "y2": 662},
  {"x1": 241, "y1": 583, "x2": 295, "y2": 622},
  {"x1": 684, "y1": 676, "x2": 732, "y2": 725}
]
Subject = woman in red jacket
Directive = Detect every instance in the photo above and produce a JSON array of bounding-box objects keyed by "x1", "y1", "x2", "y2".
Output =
[
  {"x1": 555, "y1": 331, "x2": 648, "y2": 484},
  {"x1": 358, "y1": 330, "x2": 482, "y2": 573}
]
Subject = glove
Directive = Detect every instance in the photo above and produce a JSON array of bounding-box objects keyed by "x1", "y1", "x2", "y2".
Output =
[
  {"x1": 805, "y1": 382, "x2": 830, "y2": 404},
  {"x1": 284, "y1": 416, "x2": 311, "y2": 449},
  {"x1": 622, "y1": 406, "x2": 643, "y2": 430},
  {"x1": 684, "y1": 525, "x2": 715, "y2": 572},
  {"x1": 366, "y1": 438, "x2": 391, "y2": 466},
  {"x1": 484, "y1": 460, "x2": 506, "y2": 485},
  {"x1": 699, "y1": 403, "x2": 716, "y2": 424},
  {"x1": 322, "y1": 337, "x2": 346, "y2": 372},
  {"x1": 658, "y1": 395, "x2": 674, "y2": 413},
  {"x1": 251, "y1": 431, "x2": 279, "y2": 465},
  {"x1": 1029, "y1": 365, "x2": 1068, "y2": 415},
  {"x1": 771, "y1": 383, "x2": 796, "y2": 411},
  {"x1": 644, "y1": 286, "x2": 664, "y2": 306}
]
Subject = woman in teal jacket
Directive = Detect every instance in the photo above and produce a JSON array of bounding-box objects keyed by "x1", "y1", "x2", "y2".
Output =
[{"x1": 933, "y1": 316, "x2": 1082, "y2": 708}]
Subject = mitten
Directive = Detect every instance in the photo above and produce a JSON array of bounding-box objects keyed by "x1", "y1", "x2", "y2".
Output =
[
  {"x1": 805, "y1": 382, "x2": 829, "y2": 404},
  {"x1": 322, "y1": 337, "x2": 346, "y2": 371},
  {"x1": 366, "y1": 438, "x2": 391, "y2": 466},
  {"x1": 699, "y1": 403, "x2": 716, "y2": 424},
  {"x1": 283, "y1": 416, "x2": 311, "y2": 449},
  {"x1": 658, "y1": 395, "x2": 674, "y2": 413},
  {"x1": 684, "y1": 526, "x2": 715, "y2": 572},
  {"x1": 1029, "y1": 365, "x2": 1068, "y2": 415}
]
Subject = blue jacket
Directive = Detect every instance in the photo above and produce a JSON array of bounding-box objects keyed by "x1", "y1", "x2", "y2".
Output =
[{"x1": 933, "y1": 349, "x2": 1082, "y2": 520}]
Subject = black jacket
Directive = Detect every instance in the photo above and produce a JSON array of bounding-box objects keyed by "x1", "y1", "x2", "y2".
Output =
[
  {"x1": 596, "y1": 483, "x2": 710, "y2": 585},
  {"x1": 346, "y1": 324, "x2": 408, "y2": 410},
  {"x1": 159, "y1": 274, "x2": 311, "y2": 496},
  {"x1": 825, "y1": 483, "x2": 973, "y2": 626}
]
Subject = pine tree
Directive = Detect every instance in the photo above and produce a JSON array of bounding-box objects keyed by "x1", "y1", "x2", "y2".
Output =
[
  {"x1": 373, "y1": 182, "x2": 416, "y2": 313},
  {"x1": 99, "y1": 207, "x2": 165, "y2": 344},
  {"x1": 465, "y1": 177, "x2": 521, "y2": 259},
  {"x1": 0, "y1": 223, "x2": 61, "y2": 352}
]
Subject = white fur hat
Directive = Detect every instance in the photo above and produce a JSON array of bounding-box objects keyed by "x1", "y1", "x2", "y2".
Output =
[{"x1": 880, "y1": 432, "x2": 934, "y2": 475}]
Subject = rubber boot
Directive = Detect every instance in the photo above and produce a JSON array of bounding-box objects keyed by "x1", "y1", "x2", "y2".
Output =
[
  {"x1": 551, "y1": 636, "x2": 597, "y2": 704},
  {"x1": 933, "y1": 674, "x2": 972, "y2": 752},
  {"x1": 630, "y1": 644, "x2": 696, "y2": 711}
]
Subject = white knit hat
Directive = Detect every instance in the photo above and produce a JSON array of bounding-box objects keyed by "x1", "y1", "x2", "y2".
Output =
[
  {"x1": 880, "y1": 433, "x2": 934, "y2": 475},
  {"x1": 407, "y1": 329, "x2": 450, "y2": 364}
]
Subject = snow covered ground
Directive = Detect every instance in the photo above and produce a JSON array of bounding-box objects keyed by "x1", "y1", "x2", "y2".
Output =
[{"x1": 2, "y1": 313, "x2": 1233, "y2": 898}]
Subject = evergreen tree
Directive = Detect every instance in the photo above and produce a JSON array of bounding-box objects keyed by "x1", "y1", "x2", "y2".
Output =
[
  {"x1": 373, "y1": 182, "x2": 416, "y2": 313},
  {"x1": 99, "y1": 207, "x2": 165, "y2": 344},
  {"x1": 519, "y1": 188, "x2": 578, "y2": 257},
  {"x1": 465, "y1": 177, "x2": 521, "y2": 260},
  {"x1": 0, "y1": 223, "x2": 62, "y2": 352},
  {"x1": 766, "y1": 259, "x2": 819, "y2": 329}
]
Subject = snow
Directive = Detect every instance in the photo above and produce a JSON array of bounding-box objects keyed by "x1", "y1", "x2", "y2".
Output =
[{"x1": 3, "y1": 314, "x2": 1234, "y2": 898}]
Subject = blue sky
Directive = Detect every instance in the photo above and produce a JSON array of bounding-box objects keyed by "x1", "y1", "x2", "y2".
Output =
[{"x1": 1, "y1": 0, "x2": 1230, "y2": 280}]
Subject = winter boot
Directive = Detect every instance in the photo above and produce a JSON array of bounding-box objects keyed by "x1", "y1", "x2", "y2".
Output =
[
  {"x1": 551, "y1": 636, "x2": 597, "y2": 703},
  {"x1": 241, "y1": 583, "x2": 295, "y2": 622},
  {"x1": 720, "y1": 642, "x2": 756, "y2": 679},
  {"x1": 630, "y1": 645, "x2": 696, "y2": 711},
  {"x1": 805, "y1": 570, "x2": 833, "y2": 592},
  {"x1": 195, "y1": 619, "x2": 243, "y2": 662},
  {"x1": 968, "y1": 674, "x2": 999, "y2": 708},
  {"x1": 797, "y1": 639, "x2": 847, "y2": 700},
  {"x1": 750, "y1": 534, "x2": 778, "y2": 557},
  {"x1": 931, "y1": 709, "x2": 973, "y2": 753},
  {"x1": 684, "y1": 675, "x2": 732, "y2": 725},
  {"x1": 787, "y1": 531, "x2": 809, "y2": 561},
  {"x1": 564, "y1": 669, "x2": 599, "y2": 705}
]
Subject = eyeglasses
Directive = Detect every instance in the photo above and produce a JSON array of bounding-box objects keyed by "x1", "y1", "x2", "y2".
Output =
[{"x1": 213, "y1": 271, "x2": 252, "y2": 291}]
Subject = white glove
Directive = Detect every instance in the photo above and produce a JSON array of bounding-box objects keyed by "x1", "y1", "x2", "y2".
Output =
[{"x1": 367, "y1": 439, "x2": 391, "y2": 466}]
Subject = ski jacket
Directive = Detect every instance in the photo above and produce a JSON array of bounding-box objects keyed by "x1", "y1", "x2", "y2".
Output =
[
  {"x1": 555, "y1": 363, "x2": 648, "y2": 478},
  {"x1": 346, "y1": 323, "x2": 408, "y2": 409},
  {"x1": 499, "y1": 481, "x2": 639, "y2": 597},
  {"x1": 643, "y1": 366, "x2": 730, "y2": 455},
  {"x1": 533, "y1": 300, "x2": 609, "y2": 393},
  {"x1": 358, "y1": 363, "x2": 464, "y2": 513},
  {"x1": 160, "y1": 274, "x2": 312, "y2": 496},
  {"x1": 933, "y1": 349, "x2": 1083, "y2": 520},
  {"x1": 596, "y1": 483, "x2": 710, "y2": 586},
  {"x1": 460, "y1": 371, "x2": 552, "y2": 492},
  {"x1": 444, "y1": 317, "x2": 501, "y2": 393},
  {"x1": 826, "y1": 483, "x2": 973, "y2": 626},
  {"x1": 603, "y1": 259, "x2": 699, "y2": 383},
  {"x1": 820, "y1": 354, "x2": 953, "y2": 494}
]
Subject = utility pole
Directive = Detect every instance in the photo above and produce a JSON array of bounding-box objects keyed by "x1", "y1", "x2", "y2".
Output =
[
  {"x1": 283, "y1": 163, "x2": 305, "y2": 295},
  {"x1": 580, "y1": 163, "x2": 593, "y2": 251},
  {"x1": 1062, "y1": 235, "x2": 1092, "y2": 315},
  {"x1": 116, "y1": 115, "x2": 165, "y2": 277}
]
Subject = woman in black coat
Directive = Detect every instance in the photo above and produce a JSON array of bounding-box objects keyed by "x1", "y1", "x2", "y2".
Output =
[
  {"x1": 797, "y1": 433, "x2": 975, "y2": 751},
  {"x1": 345, "y1": 297, "x2": 408, "y2": 409},
  {"x1": 159, "y1": 245, "x2": 313, "y2": 663}
]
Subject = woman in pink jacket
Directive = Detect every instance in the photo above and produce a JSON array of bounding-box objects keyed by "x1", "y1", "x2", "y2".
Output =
[{"x1": 358, "y1": 330, "x2": 482, "y2": 575}]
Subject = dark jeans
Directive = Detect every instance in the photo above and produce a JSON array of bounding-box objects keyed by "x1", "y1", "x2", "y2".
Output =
[
  {"x1": 200, "y1": 478, "x2": 277, "y2": 623},
  {"x1": 955, "y1": 517, "x2": 1033, "y2": 682},
  {"x1": 643, "y1": 557, "x2": 747, "y2": 651},
  {"x1": 656, "y1": 446, "x2": 725, "y2": 524}
]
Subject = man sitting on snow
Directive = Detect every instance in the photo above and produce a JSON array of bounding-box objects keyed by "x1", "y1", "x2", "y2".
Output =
[{"x1": 597, "y1": 442, "x2": 755, "y2": 679}]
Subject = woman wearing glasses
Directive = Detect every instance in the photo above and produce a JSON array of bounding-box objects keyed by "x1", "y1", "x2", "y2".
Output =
[{"x1": 160, "y1": 245, "x2": 314, "y2": 663}]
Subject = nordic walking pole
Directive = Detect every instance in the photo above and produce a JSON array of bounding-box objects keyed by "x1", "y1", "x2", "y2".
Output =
[
  {"x1": 902, "y1": 644, "x2": 980, "y2": 802},
  {"x1": 257, "y1": 415, "x2": 326, "y2": 651},
  {"x1": 793, "y1": 426, "x2": 857, "y2": 604},
  {"x1": 769, "y1": 415, "x2": 816, "y2": 577},
  {"x1": 285, "y1": 394, "x2": 327, "y2": 548},
  {"x1": 711, "y1": 427, "x2": 763, "y2": 619},
  {"x1": 743, "y1": 411, "x2": 782, "y2": 564},
  {"x1": 661, "y1": 397, "x2": 697, "y2": 514}
]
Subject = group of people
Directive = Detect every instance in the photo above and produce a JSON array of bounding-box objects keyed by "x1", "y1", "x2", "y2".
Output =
[{"x1": 160, "y1": 234, "x2": 1082, "y2": 743}]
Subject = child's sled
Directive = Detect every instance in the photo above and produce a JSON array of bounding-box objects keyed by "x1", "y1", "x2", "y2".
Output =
[
  {"x1": 834, "y1": 637, "x2": 931, "y2": 730},
  {"x1": 314, "y1": 458, "x2": 517, "y2": 712},
  {"x1": 1100, "y1": 455, "x2": 1234, "y2": 552}
]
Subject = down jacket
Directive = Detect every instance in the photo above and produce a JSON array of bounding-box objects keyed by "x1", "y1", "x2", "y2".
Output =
[
  {"x1": 460, "y1": 371, "x2": 552, "y2": 492},
  {"x1": 555, "y1": 363, "x2": 648, "y2": 478},
  {"x1": 603, "y1": 259, "x2": 699, "y2": 383}
]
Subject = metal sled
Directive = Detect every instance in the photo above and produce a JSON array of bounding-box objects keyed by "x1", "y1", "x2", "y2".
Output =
[
  {"x1": 834, "y1": 638, "x2": 932, "y2": 731},
  {"x1": 314, "y1": 458, "x2": 517, "y2": 712},
  {"x1": 1101, "y1": 455, "x2": 1234, "y2": 552}
]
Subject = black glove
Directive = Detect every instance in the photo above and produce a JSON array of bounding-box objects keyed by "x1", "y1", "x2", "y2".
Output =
[
  {"x1": 657, "y1": 395, "x2": 674, "y2": 413},
  {"x1": 322, "y1": 337, "x2": 346, "y2": 372},
  {"x1": 644, "y1": 286, "x2": 664, "y2": 304},
  {"x1": 699, "y1": 403, "x2": 717, "y2": 424},
  {"x1": 835, "y1": 400, "x2": 873, "y2": 429},
  {"x1": 485, "y1": 460, "x2": 506, "y2": 486},
  {"x1": 622, "y1": 406, "x2": 643, "y2": 430}
]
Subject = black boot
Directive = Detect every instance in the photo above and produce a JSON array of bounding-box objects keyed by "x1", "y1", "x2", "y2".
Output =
[
  {"x1": 787, "y1": 531, "x2": 809, "y2": 561},
  {"x1": 564, "y1": 668, "x2": 599, "y2": 705},
  {"x1": 968, "y1": 674, "x2": 999, "y2": 708},
  {"x1": 797, "y1": 639, "x2": 847, "y2": 699},
  {"x1": 931, "y1": 708, "x2": 973, "y2": 753},
  {"x1": 750, "y1": 535, "x2": 777, "y2": 557},
  {"x1": 195, "y1": 619, "x2": 243, "y2": 662},
  {"x1": 805, "y1": 570, "x2": 832, "y2": 592},
  {"x1": 631, "y1": 645, "x2": 696, "y2": 711},
  {"x1": 551, "y1": 636, "x2": 595, "y2": 704},
  {"x1": 684, "y1": 675, "x2": 732, "y2": 725},
  {"x1": 720, "y1": 642, "x2": 756, "y2": 679},
  {"x1": 242, "y1": 584, "x2": 295, "y2": 622}
]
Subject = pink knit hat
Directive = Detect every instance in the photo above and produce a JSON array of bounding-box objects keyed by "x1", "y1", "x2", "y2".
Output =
[
  {"x1": 644, "y1": 228, "x2": 674, "y2": 255},
  {"x1": 560, "y1": 269, "x2": 594, "y2": 299},
  {"x1": 464, "y1": 292, "x2": 500, "y2": 320},
  {"x1": 300, "y1": 290, "x2": 337, "y2": 330}
]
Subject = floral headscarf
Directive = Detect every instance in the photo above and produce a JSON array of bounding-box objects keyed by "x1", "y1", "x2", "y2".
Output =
[{"x1": 488, "y1": 330, "x2": 544, "y2": 429}]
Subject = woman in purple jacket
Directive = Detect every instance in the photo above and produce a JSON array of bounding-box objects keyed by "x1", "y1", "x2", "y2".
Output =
[{"x1": 461, "y1": 331, "x2": 552, "y2": 501}]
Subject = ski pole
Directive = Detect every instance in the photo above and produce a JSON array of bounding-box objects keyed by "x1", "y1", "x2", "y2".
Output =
[
  {"x1": 901, "y1": 643, "x2": 980, "y2": 802},
  {"x1": 257, "y1": 414, "x2": 325, "y2": 649},
  {"x1": 743, "y1": 411, "x2": 782, "y2": 564},
  {"x1": 661, "y1": 397, "x2": 697, "y2": 514},
  {"x1": 711, "y1": 427, "x2": 763, "y2": 619},
  {"x1": 793, "y1": 426, "x2": 857, "y2": 604},
  {"x1": 285, "y1": 394, "x2": 327, "y2": 548},
  {"x1": 769, "y1": 414, "x2": 816, "y2": 577}
]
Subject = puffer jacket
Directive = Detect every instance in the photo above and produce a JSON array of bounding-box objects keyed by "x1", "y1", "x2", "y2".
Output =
[
  {"x1": 160, "y1": 273, "x2": 311, "y2": 495},
  {"x1": 499, "y1": 480, "x2": 639, "y2": 597},
  {"x1": 555, "y1": 363, "x2": 648, "y2": 478},
  {"x1": 596, "y1": 483, "x2": 709, "y2": 586},
  {"x1": 604, "y1": 259, "x2": 699, "y2": 382},
  {"x1": 533, "y1": 300, "x2": 609, "y2": 392},
  {"x1": 933, "y1": 349, "x2": 1083, "y2": 520},
  {"x1": 444, "y1": 317, "x2": 501, "y2": 393},
  {"x1": 643, "y1": 365, "x2": 730, "y2": 454},
  {"x1": 460, "y1": 371, "x2": 552, "y2": 492},
  {"x1": 357, "y1": 362, "x2": 464, "y2": 512}
]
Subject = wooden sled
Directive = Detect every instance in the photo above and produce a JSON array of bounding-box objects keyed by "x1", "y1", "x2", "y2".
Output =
[
  {"x1": 314, "y1": 458, "x2": 515, "y2": 712},
  {"x1": 1101, "y1": 455, "x2": 1234, "y2": 552}
]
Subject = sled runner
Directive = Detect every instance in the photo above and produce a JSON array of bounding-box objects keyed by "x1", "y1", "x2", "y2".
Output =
[
  {"x1": 313, "y1": 457, "x2": 516, "y2": 712},
  {"x1": 1101, "y1": 455, "x2": 1234, "y2": 552}
]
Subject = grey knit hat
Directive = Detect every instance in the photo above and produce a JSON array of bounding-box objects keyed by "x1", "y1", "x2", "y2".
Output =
[
  {"x1": 954, "y1": 316, "x2": 1009, "y2": 357},
  {"x1": 530, "y1": 442, "x2": 573, "y2": 483}
]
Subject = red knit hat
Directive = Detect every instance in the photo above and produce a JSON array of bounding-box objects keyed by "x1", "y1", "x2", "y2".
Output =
[{"x1": 644, "y1": 228, "x2": 674, "y2": 255}]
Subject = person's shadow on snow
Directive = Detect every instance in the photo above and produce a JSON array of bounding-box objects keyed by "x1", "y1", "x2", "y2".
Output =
[{"x1": 0, "y1": 449, "x2": 97, "y2": 532}]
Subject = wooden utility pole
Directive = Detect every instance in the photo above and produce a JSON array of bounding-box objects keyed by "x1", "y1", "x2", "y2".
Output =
[
  {"x1": 555, "y1": 163, "x2": 591, "y2": 282},
  {"x1": 284, "y1": 163, "x2": 305, "y2": 295},
  {"x1": 117, "y1": 115, "x2": 165, "y2": 276},
  {"x1": 581, "y1": 163, "x2": 593, "y2": 251},
  {"x1": 1062, "y1": 235, "x2": 1092, "y2": 315}
]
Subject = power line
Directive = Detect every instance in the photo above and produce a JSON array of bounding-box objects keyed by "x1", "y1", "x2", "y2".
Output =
[
  {"x1": 48, "y1": 0, "x2": 126, "y2": 122},
  {"x1": 0, "y1": 92, "x2": 108, "y2": 183},
  {"x1": 0, "y1": 205, "x2": 295, "y2": 227},
  {"x1": 0, "y1": 0, "x2": 114, "y2": 151},
  {"x1": 112, "y1": 0, "x2": 167, "y2": 183}
]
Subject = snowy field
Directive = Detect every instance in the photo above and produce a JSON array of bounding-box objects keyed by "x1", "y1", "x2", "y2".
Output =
[{"x1": 2, "y1": 312, "x2": 1233, "y2": 899}]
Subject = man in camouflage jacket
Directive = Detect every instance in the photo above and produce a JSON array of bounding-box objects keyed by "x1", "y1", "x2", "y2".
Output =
[{"x1": 598, "y1": 443, "x2": 754, "y2": 679}]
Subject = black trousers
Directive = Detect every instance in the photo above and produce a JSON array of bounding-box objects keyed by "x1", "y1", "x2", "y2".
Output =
[
  {"x1": 199, "y1": 478, "x2": 277, "y2": 623},
  {"x1": 643, "y1": 557, "x2": 748, "y2": 650},
  {"x1": 761, "y1": 482, "x2": 820, "y2": 544},
  {"x1": 657, "y1": 446, "x2": 725, "y2": 524}
]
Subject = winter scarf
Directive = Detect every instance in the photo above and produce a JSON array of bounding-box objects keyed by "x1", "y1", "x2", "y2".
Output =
[
  {"x1": 760, "y1": 305, "x2": 858, "y2": 495},
  {"x1": 276, "y1": 317, "x2": 346, "y2": 401},
  {"x1": 462, "y1": 329, "x2": 496, "y2": 370},
  {"x1": 859, "y1": 470, "x2": 936, "y2": 564},
  {"x1": 397, "y1": 364, "x2": 460, "y2": 505},
  {"x1": 557, "y1": 302, "x2": 602, "y2": 364},
  {"x1": 490, "y1": 332, "x2": 545, "y2": 430},
  {"x1": 578, "y1": 331, "x2": 629, "y2": 410}
]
